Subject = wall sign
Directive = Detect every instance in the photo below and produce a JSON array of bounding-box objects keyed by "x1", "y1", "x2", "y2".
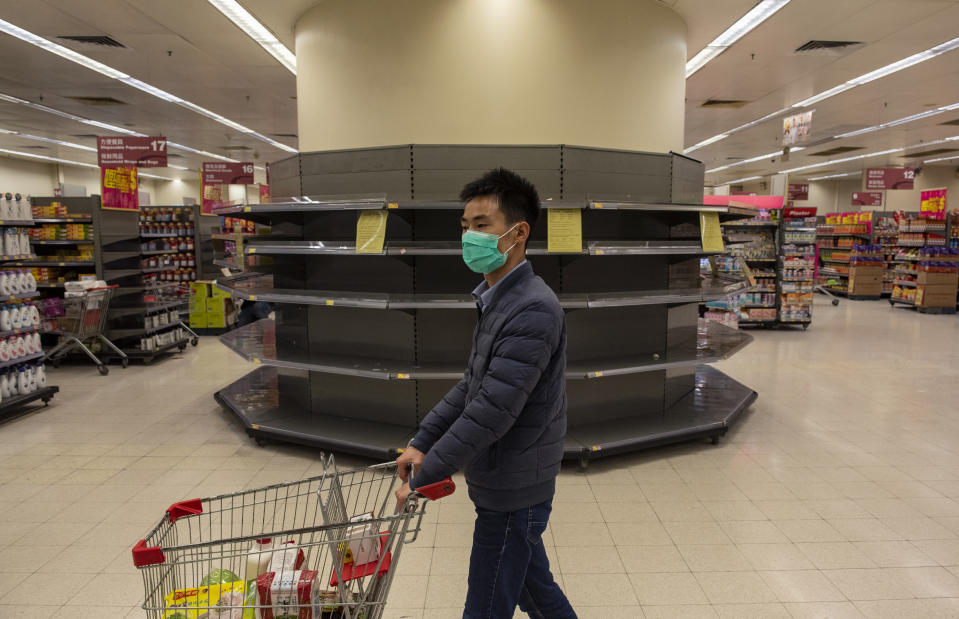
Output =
[
  {"x1": 852, "y1": 191, "x2": 883, "y2": 207},
  {"x1": 97, "y1": 136, "x2": 167, "y2": 168},
  {"x1": 866, "y1": 168, "x2": 914, "y2": 190}
]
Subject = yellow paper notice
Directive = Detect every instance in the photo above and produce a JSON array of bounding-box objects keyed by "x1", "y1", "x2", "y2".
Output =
[
  {"x1": 356, "y1": 210, "x2": 388, "y2": 254},
  {"x1": 739, "y1": 258, "x2": 757, "y2": 288},
  {"x1": 547, "y1": 208, "x2": 583, "y2": 253},
  {"x1": 700, "y1": 212, "x2": 725, "y2": 253},
  {"x1": 103, "y1": 168, "x2": 117, "y2": 190}
]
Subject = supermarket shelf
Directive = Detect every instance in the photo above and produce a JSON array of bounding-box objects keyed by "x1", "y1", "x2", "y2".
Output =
[
  {"x1": 244, "y1": 239, "x2": 724, "y2": 257},
  {"x1": 29, "y1": 240, "x2": 93, "y2": 246},
  {"x1": 0, "y1": 351, "x2": 43, "y2": 371},
  {"x1": 215, "y1": 274, "x2": 749, "y2": 309},
  {"x1": 0, "y1": 254, "x2": 37, "y2": 261},
  {"x1": 821, "y1": 258, "x2": 851, "y2": 264},
  {"x1": 722, "y1": 222, "x2": 779, "y2": 228},
  {"x1": 819, "y1": 269, "x2": 849, "y2": 278},
  {"x1": 740, "y1": 304, "x2": 776, "y2": 309},
  {"x1": 140, "y1": 233, "x2": 194, "y2": 239},
  {"x1": 221, "y1": 318, "x2": 753, "y2": 380},
  {"x1": 893, "y1": 280, "x2": 917, "y2": 287},
  {"x1": 0, "y1": 327, "x2": 38, "y2": 339},
  {"x1": 890, "y1": 297, "x2": 915, "y2": 306},
  {"x1": 0, "y1": 386, "x2": 58, "y2": 421},
  {"x1": 215, "y1": 364, "x2": 757, "y2": 461},
  {"x1": 211, "y1": 232, "x2": 256, "y2": 240},
  {"x1": 35, "y1": 282, "x2": 65, "y2": 289},
  {"x1": 107, "y1": 321, "x2": 185, "y2": 338},
  {"x1": 738, "y1": 318, "x2": 777, "y2": 324},
  {"x1": 779, "y1": 319, "x2": 812, "y2": 324},
  {"x1": 141, "y1": 249, "x2": 179, "y2": 256},
  {"x1": 106, "y1": 337, "x2": 193, "y2": 363},
  {"x1": 32, "y1": 217, "x2": 91, "y2": 223},
  {"x1": 141, "y1": 266, "x2": 181, "y2": 274},
  {"x1": 743, "y1": 258, "x2": 777, "y2": 263},
  {"x1": 781, "y1": 278, "x2": 815, "y2": 282},
  {"x1": 0, "y1": 291, "x2": 40, "y2": 301},
  {"x1": 5, "y1": 261, "x2": 93, "y2": 267},
  {"x1": 0, "y1": 219, "x2": 35, "y2": 226},
  {"x1": 816, "y1": 233, "x2": 871, "y2": 238}
]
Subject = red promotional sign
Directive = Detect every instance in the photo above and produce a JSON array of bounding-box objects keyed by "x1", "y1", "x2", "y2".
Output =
[
  {"x1": 202, "y1": 162, "x2": 255, "y2": 185},
  {"x1": 783, "y1": 207, "x2": 817, "y2": 218},
  {"x1": 101, "y1": 166, "x2": 139, "y2": 211},
  {"x1": 787, "y1": 184, "x2": 809, "y2": 201},
  {"x1": 866, "y1": 168, "x2": 914, "y2": 191},
  {"x1": 97, "y1": 136, "x2": 167, "y2": 168},
  {"x1": 852, "y1": 191, "x2": 883, "y2": 206}
]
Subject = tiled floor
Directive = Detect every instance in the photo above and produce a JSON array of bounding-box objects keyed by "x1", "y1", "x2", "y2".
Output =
[{"x1": 3, "y1": 297, "x2": 959, "y2": 617}]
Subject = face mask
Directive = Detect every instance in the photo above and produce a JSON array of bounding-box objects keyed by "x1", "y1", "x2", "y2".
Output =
[{"x1": 461, "y1": 224, "x2": 519, "y2": 274}]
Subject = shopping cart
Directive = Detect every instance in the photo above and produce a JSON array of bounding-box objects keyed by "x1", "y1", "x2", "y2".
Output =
[
  {"x1": 41, "y1": 285, "x2": 129, "y2": 375},
  {"x1": 133, "y1": 454, "x2": 454, "y2": 618}
]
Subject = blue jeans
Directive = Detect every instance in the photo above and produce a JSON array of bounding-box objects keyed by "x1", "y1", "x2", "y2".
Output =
[{"x1": 464, "y1": 500, "x2": 577, "y2": 619}]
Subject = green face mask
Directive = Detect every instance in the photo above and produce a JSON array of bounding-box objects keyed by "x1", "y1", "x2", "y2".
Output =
[{"x1": 461, "y1": 224, "x2": 519, "y2": 274}]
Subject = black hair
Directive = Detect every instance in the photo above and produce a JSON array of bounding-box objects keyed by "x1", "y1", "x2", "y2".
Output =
[{"x1": 459, "y1": 168, "x2": 540, "y2": 231}]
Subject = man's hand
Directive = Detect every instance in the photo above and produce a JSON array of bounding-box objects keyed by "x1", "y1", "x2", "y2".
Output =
[
  {"x1": 394, "y1": 481, "x2": 412, "y2": 513},
  {"x1": 396, "y1": 446, "x2": 425, "y2": 482}
]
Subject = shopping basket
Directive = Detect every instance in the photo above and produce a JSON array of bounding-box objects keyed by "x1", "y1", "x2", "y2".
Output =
[
  {"x1": 133, "y1": 454, "x2": 454, "y2": 618},
  {"x1": 42, "y1": 285, "x2": 128, "y2": 375}
]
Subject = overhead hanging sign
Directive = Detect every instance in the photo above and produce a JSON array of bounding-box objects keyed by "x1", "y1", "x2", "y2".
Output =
[
  {"x1": 783, "y1": 111, "x2": 813, "y2": 146},
  {"x1": 201, "y1": 162, "x2": 255, "y2": 216},
  {"x1": 920, "y1": 188, "x2": 947, "y2": 220},
  {"x1": 783, "y1": 206, "x2": 817, "y2": 219},
  {"x1": 866, "y1": 168, "x2": 914, "y2": 190},
  {"x1": 852, "y1": 191, "x2": 883, "y2": 207},
  {"x1": 787, "y1": 184, "x2": 809, "y2": 201},
  {"x1": 97, "y1": 136, "x2": 167, "y2": 168},
  {"x1": 202, "y1": 162, "x2": 255, "y2": 185},
  {"x1": 101, "y1": 166, "x2": 139, "y2": 211}
]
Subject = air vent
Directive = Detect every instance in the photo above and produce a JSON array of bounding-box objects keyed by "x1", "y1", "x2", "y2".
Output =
[
  {"x1": 809, "y1": 146, "x2": 864, "y2": 156},
  {"x1": 271, "y1": 133, "x2": 298, "y2": 138},
  {"x1": 939, "y1": 118, "x2": 959, "y2": 126},
  {"x1": 222, "y1": 145, "x2": 252, "y2": 151},
  {"x1": 57, "y1": 35, "x2": 125, "y2": 48},
  {"x1": 901, "y1": 148, "x2": 958, "y2": 158},
  {"x1": 65, "y1": 96, "x2": 127, "y2": 106},
  {"x1": 701, "y1": 99, "x2": 749, "y2": 109},
  {"x1": 794, "y1": 40, "x2": 864, "y2": 56}
]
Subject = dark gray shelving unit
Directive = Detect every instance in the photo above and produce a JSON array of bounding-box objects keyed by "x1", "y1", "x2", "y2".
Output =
[
  {"x1": 98, "y1": 208, "x2": 197, "y2": 364},
  {"x1": 214, "y1": 145, "x2": 758, "y2": 466}
]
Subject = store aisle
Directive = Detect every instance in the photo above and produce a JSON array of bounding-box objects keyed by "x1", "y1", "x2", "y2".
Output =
[{"x1": 2, "y1": 299, "x2": 959, "y2": 617}]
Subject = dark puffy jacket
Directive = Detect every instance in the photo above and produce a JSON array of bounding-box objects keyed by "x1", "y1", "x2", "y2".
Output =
[{"x1": 409, "y1": 261, "x2": 567, "y2": 512}]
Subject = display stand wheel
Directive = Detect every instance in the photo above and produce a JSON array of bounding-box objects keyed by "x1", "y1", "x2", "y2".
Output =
[
  {"x1": 711, "y1": 435, "x2": 720, "y2": 445},
  {"x1": 803, "y1": 324, "x2": 809, "y2": 330},
  {"x1": 51, "y1": 358, "x2": 61, "y2": 369},
  {"x1": 121, "y1": 358, "x2": 129, "y2": 369},
  {"x1": 178, "y1": 343, "x2": 187, "y2": 352},
  {"x1": 191, "y1": 337, "x2": 199, "y2": 347},
  {"x1": 832, "y1": 299, "x2": 839, "y2": 306},
  {"x1": 97, "y1": 364, "x2": 109, "y2": 376}
]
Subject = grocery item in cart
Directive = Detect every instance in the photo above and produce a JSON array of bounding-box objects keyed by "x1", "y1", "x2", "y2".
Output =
[
  {"x1": 162, "y1": 581, "x2": 246, "y2": 618},
  {"x1": 244, "y1": 539, "x2": 276, "y2": 582},
  {"x1": 256, "y1": 570, "x2": 320, "y2": 619},
  {"x1": 267, "y1": 540, "x2": 305, "y2": 576},
  {"x1": 337, "y1": 513, "x2": 379, "y2": 566}
]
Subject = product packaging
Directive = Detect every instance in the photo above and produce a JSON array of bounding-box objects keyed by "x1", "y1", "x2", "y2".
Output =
[{"x1": 256, "y1": 570, "x2": 320, "y2": 619}]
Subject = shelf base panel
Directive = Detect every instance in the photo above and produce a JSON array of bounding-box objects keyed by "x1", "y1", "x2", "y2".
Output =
[
  {"x1": 0, "y1": 386, "x2": 59, "y2": 423},
  {"x1": 215, "y1": 365, "x2": 757, "y2": 463}
]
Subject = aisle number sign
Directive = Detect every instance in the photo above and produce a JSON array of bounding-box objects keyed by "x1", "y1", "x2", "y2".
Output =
[
  {"x1": 201, "y1": 162, "x2": 255, "y2": 216},
  {"x1": 547, "y1": 208, "x2": 582, "y2": 253},
  {"x1": 866, "y1": 168, "x2": 914, "y2": 190},
  {"x1": 355, "y1": 210, "x2": 388, "y2": 254},
  {"x1": 699, "y1": 212, "x2": 724, "y2": 253},
  {"x1": 920, "y1": 188, "x2": 947, "y2": 220},
  {"x1": 97, "y1": 136, "x2": 167, "y2": 168},
  {"x1": 852, "y1": 192, "x2": 883, "y2": 207}
]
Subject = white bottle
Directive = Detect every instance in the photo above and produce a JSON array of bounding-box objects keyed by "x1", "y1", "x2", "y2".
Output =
[
  {"x1": 25, "y1": 271, "x2": 36, "y2": 292},
  {"x1": 0, "y1": 306, "x2": 10, "y2": 332},
  {"x1": 16, "y1": 367, "x2": 27, "y2": 395},
  {"x1": 36, "y1": 362, "x2": 45, "y2": 388},
  {"x1": 11, "y1": 271, "x2": 23, "y2": 294},
  {"x1": 8, "y1": 369, "x2": 18, "y2": 396},
  {"x1": 0, "y1": 194, "x2": 10, "y2": 221},
  {"x1": 0, "y1": 339, "x2": 9, "y2": 362},
  {"x1": 5, "y1": 272, "x2": 17, "y2": 295},
  {"x1": 17, "y1": 196, "x2": 29, "y2": 221},
  {"x1": 13, "y1": 336, "x2": 24, "y2": 359},
  {"x1": 0, "y1": 372, "x2": 8, "y2": 399},
  {"x1": 15, "y1": 271, "x2": 26, "y2": 294},
  {"x1": 26, "y1": 365, "x2": 35, "y2": 392},
  {"x1": 17, "y1": 305, "x2": 28, "y2": 330},
  {"x1": 31, "y1": 332, "x2": 40, "y2": 354},
  {"x1": 0, "y1": 272, "x2": 9, "y2": 297},
  {"x1": 29, "y1": 305, "x2": 39, "y2": 328}
]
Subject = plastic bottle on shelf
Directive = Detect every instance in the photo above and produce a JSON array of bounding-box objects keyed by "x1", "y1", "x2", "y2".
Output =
[
  {"x1": 10, "y1": 304, "x2": 20, "y2": 330},
  {"x1": 17, "y1": 196, "x2": 30, "y2": 221},
  {"x1": 0, "y1": 372, "x2": 8, "y2": 399},
  {"x1": 28, "y1": 305, "x2": 39, "y2": 328},
  {"x1": 0, "y1": 272, "x2": 9, "y2": 297},
  {"x1": 36, "y1": 361, "x2": 45, "y2": 388},
  {"x1": 31, "y1": 332, "x2": 40, "y2": 354},
  {"x1": 0, "y1": 194, "x2": 10, "y2": 220},
  {"x1": 0, "y1": 306, "x2": 9, "y2": 332},
  {"x1": 16, "y1": 366, "x2": 28, "y2": 394},
  {"x1": 0, "y1": 339, "x2": 9, "y2": 362},
  {"x1": 24, "y1": 270, "x2": 36, "y2": 292},
  {"x1": 13, "y1": 336, "x2": 25, "y2": 359}
]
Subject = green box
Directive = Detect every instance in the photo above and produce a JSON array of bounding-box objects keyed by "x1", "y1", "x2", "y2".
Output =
[{"x1": 188, "y1": 313, "x2": 207, "y2": 328}]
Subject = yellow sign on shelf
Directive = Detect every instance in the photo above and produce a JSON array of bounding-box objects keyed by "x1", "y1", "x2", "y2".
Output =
[
  {"x1": 356, "y1": 210, "x2": 388, "y2": 254},
  {"x1": 699, "y1": 212, "x2": 725, "y2": 253},
  {"x1": 547, "y1": 208, "x2": 583, "y2": 253}
]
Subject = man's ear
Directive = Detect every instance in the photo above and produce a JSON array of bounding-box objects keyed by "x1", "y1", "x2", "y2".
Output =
[{"x1": 517, "y1": 221, "x2": 531, "y2": 242}]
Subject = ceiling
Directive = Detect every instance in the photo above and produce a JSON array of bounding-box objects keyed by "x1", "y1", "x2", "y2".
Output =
[{"x1": 0, "y1": 0, "x2": 957, "y2": 185}]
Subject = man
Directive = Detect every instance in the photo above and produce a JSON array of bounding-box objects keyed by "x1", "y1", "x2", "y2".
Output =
[{"x1": 395, "y1": 168, "x2": 576, "y2": 618}]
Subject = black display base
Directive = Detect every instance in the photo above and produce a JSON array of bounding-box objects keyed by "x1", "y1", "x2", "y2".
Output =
[
  {"x1": 215, "y1": 365, "x2": 757, "y2": 465},
  {"x1": 918, "y1": 306, "x2": 957, "y2": 315},
  {"x1": 192, "y1": 327, "x2": 232, "y2": 336},
  {"x1": 0, "y1": 386, "x2": 59, "y2": 423},
  {"x1": 104, "y1": 338, "x2": 195, "y2": 365},
  {"x1": 847, "y1": 294, "x2": 881, "y2": 300}
]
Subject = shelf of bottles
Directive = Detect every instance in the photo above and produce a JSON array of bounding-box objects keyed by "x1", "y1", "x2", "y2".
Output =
[
  {"x1": 874, "y1": 216, "x2": 899, "y2": 296},
  {"x1": 779, "y1": 209, "x2": 816, "y2": 325},
  {"x1": 722, "y1": 209, "x2": 779, "y2": 325},
  {"x1": 138, "y1": 207, "x2": 198, "y2": 285}
]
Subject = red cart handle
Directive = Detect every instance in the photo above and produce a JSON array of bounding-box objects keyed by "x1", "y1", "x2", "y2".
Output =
[{"x1": 413, "y1": 478, "x2": 456, "y2": 501}]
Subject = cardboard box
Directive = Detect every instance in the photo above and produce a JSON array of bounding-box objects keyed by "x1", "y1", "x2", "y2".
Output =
[
  {"x1": 917, "y1": 271, "x2": 958, "y2": 287},
  {"x1": 188, "y1": 313, "x2": 207, "y2": 329},
  {"x1": 189, "y1": 281, "x2": 210, "y2": 299},
  {"x1": 209, "y1": 285, "x2": 231, "y2": 301},
  {"x1": 917, "y1": 284, "x2": 957, "y2": 307}
]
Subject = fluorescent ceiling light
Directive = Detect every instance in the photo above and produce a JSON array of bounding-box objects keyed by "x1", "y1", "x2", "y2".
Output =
[
  {"x1": 0, "y1": 92, "x2": 239, "y2": 163},
  {"x1": 686, "y1": 0, "x2": 791, "y2": 78},
  {"x1": 0, "y1": 18, "x2": 296, "y2": 153},
  {"x1": 924, "y1": 154, "x2": 959, "y2": 164},
  {"x1": 0, "y1": 147, "x2": 98, "y2": 168},
  {"x1": 0, "y1": 127, "x2": 96, "y2": 152},
  {"x1": 139, "y1": 171, "x2": 175, "y2": 181},
  {"x1": 808, "y1": 171, "x2": 862, "y2": 181},
  {"x1": 779, "y1": 135, "x2": 959, "y2": 174},
  {"x1": 707, "y1": 146, "x2": 806, "y2": 173},
  {"x1": 685, "y1": 35, "x2": 959, "y2": 152},
  {"x1": 208, "y1": 0, "x2": 295, "y2": 74},
  {"x1": 724, "y1": 175, "x2": 763, "y2": 185}
]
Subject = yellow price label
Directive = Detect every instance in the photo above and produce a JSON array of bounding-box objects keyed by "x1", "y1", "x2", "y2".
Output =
[
  {"x1": 594, "y1": 203, "x2": 604, "y2": 209},
  {"x1": 248, "y1": 295, "x2": 257, "y2": 301},
  {"x1": 252, "y1": 358, "x2": 260, "y2": 364},
  {"x1": 251, "y1": 424, "x2": 260, "y2": 430},
  {"x1": 243, "y1": 206, "x2": 252, "y2": 212},
  {"x1": 591, "y1": 445, "x2": 601, "y2": 452},
  {"x1": 396, "y1": 373, "x2": 410, "y2": 379},
  {"x1": 387, "y1": 202, "x2": 398, "y2": 209},
  {"x1": 58, "y1": 262, "x2": 65, "y2": 267},
  {"x1": 249, "y1": 248, "x2": 256, "y2": 254},
  {"x1": 595, "y1": 249, "x2": 605, "y2": 256},
  {"x1": 325, "y1": 300, "x2": 335, "y2": 306},
  {"x1": 592, "y1": 371, "x2": 604, "y2": 378}
]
